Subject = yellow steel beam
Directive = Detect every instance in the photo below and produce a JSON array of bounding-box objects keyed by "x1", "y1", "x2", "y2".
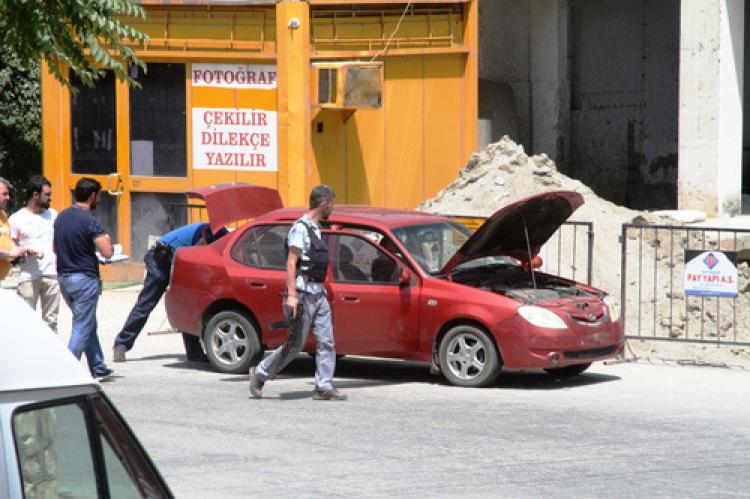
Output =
[
  {"x1": 463, "y1": 0, "x2": 477, "y2": 160},
  {"x1": 276, "y1": 1, "x2": 311, "y2": 207},
  {"x1": 311, "y1": 46, "x2": 469, "y2": 60},
  {"x1": 40, "y1": 61, "x2": 66, "y2": 206}
]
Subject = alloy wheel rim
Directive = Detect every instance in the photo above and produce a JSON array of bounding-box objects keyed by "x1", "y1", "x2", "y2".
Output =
[
  {"x1": 446, "y1": 330, "x2": 486, "y2": 380},
  {"x1": 210, "y1": 319, "x2": 249, "y2": 366}
]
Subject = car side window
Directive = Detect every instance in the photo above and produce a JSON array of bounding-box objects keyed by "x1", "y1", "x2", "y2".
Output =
[
  {"x1": 91, "y1": 394, "x2": 171, "y2": 498},
  {"x1": 334, "y1": 234, "x2": 400, "y2": 284},
  {"x1": 331, "y1": 223, "x2": 410, "y2": 265},
  {"x1": 231, "y1": 224, "x2": 289, "y2": 269},
  {"x1": 13, "y1": 401, "x2": 98, "y2": 498},
  {"x1": 13, "y1": 395, "x2": 171, "y2": 499}
]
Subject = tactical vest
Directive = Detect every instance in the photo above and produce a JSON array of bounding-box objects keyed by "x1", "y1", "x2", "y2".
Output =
[{"x1": 287, "y1": 220, "x2": 328, "y2": 282}]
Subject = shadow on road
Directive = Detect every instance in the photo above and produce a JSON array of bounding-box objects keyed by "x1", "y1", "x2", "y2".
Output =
[
  {"x1": 494, "y1": 370, "x2": 620, "y2": 389},
  {"x1": 214, "y1": 355, "x2": 620, "y2": 392},
  {"x1": 219, "y1": 356, "x2": 437, "y2": 386},
  {"x1": 130, "y1": 354, "x2": 216, "y2": 372}
]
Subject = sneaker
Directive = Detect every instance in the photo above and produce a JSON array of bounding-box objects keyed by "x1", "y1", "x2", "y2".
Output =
[
  {"x1": 312, "y1": 388, "x2": 348, "y2": 401},
  {"x1": 93, "y1": 368, "x2": 115, "y2": 379},
  {"x1": 248, "y1": 366, "x2": 264, "y2": 398},
  {"x1": 112, "y1": 345, "x2": 127, "y2": 362}
]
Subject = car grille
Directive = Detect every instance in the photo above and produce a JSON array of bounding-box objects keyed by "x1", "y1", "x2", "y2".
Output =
[{"x1": 564, "y1": 344, "x2": 618, "y2": 360}]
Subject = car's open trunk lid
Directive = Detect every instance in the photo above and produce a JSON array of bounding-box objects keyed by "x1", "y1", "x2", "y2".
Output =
[{"x1": 187, "y1": 183, "x2": 283, "y2": 233}]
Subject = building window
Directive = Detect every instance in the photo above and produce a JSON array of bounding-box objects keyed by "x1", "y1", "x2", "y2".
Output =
[
  {"x1": 129, "y1": 63, "x2": 187, "y2": 177},
  {"x1": 70, "y1": 71, "x2": 117, "y2": 175}
]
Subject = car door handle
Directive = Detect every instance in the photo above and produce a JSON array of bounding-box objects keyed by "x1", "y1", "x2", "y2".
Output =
[
  {"x1": 341, "y1": 295, "x2": 359, "y2": 303},
  {"x1": 248, "y1": 280, "x2": 266, "y2": 288}
]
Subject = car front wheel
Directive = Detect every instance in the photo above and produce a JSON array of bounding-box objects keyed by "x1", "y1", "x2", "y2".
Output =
[
  {"x1": 204, "y1": 310, "x2": 262, "y2": 374},
  {"x1": 543, "y1": 362, "x2": 591, "y2": 378},
  {"x1": 438, "y1": 325, "x2": 500, "y2": 387}
]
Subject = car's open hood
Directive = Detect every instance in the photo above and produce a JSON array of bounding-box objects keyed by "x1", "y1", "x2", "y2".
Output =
[
  {"x1": 441, "y1": 190, "x2": 584, "y2": 274},
  {"x1": 187, "y1": 183, "x2": 283, "y2": 233}
]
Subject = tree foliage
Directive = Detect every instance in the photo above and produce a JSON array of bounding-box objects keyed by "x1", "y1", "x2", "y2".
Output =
[
  {"x1": 0, "y1": 0, "x2": 148, "y2": 90},
  {"x1": 0, "y1": 45, "x2": 40, "y2": 208},
  {"x1": 0, "y1": 0, "x2": 148, "y2": 201}
]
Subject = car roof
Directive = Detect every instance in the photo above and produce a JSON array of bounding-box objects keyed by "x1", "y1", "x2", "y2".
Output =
[
  {"x1": 259, "y1": 205, "x2": 451, "y2": 228},
  {"x1": 0, "y1": 291, "x2": 96, "y2": 393}
]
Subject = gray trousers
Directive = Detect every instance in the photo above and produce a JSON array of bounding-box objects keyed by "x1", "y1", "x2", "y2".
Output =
[{"x1": 256, "y1": 292, "x2": 336, "y2": 391}]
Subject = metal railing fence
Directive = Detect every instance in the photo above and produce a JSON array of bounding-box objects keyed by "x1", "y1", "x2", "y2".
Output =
[{"x1": 621, "y1": 223, "x2": 750, "y2": 346}]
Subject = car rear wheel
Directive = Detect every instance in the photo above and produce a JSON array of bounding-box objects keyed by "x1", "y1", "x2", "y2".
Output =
[
  {"x1": 544, "y1": 362, "x2": 592, "y2": 378},
  {"x1": 204, "y1": 310, "x2": 262, "y2": 374},
  {"x1": 439, "y1": 325, "x2": 500, "y2": 387}
]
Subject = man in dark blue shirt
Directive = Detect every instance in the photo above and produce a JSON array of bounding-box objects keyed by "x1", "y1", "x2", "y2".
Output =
[
  {"x1": 113, "y1": 222, "x2": 228, "y2": 362},
  {"x1": 54, "y1": 178, "x2": 114, "y2": 378}
]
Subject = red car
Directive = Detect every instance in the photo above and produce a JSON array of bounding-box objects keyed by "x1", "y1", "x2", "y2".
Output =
[{"x1": 165, "y1": 184, "x2": 623, "y2": 386}]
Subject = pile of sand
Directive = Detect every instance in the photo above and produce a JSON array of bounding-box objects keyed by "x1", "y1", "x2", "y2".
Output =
[{"x1": 418, "y1": 136, "x2": 673, "y2": 295}]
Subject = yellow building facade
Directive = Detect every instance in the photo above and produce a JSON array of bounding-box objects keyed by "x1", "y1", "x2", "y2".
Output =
[{"x1": 41, "y1": 0, "x2": 477, "y2": 265}]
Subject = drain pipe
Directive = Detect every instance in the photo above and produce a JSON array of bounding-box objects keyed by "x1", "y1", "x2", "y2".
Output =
[{"x1": 522, "y1": 215, "x2": 537, "y2": 289}]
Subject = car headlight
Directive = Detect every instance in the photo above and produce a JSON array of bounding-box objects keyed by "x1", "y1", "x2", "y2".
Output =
[
  {"x1": 604, "y1": 295, "x2": 621, "y2": 322},
  {"x1": 517, "y1": 306, "x2": 567, "y2": 329}
]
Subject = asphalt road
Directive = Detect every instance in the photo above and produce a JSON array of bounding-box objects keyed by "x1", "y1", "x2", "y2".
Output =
[{"x1": 57, "y1": 288, "x2": 750, "y2": 498}]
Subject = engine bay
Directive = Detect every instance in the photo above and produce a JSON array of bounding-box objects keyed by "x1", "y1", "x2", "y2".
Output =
[{"x1": 450, "y1": 262, "x2": 597, "y2": 304}]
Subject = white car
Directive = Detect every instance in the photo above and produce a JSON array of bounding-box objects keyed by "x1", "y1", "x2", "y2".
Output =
[{"x1": 0, "y1": 291, "x2": 172, "y2": 499}]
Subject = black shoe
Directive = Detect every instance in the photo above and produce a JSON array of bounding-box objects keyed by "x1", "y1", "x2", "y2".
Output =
[
  {"x1": 93, "y1": 368, "x2": 114, "y2": 379},
  {"x1": 312, "y1": 388, "x2": 347, "y2": 401}
]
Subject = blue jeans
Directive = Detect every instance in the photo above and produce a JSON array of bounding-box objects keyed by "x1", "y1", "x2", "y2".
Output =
[
  {"x1": 114, "y1": 244, "x2": 172, "y2": 350},
  {"x1": 59, "y1": 273, "x2": 108, "y2": 375}
]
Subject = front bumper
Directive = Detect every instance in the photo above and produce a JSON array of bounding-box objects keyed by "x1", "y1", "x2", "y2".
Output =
[{"x1": 495, "y1": 315, "x2": 624, "y2": 369}]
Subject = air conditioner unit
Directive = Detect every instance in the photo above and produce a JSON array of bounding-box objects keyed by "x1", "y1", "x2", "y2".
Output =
[{"x1": 313, "y1": 62, "x2": 383, "y2": 109}]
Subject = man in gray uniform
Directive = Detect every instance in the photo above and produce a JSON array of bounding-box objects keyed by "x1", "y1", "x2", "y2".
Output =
[{"x1": 249, "y1": 184, "x2": 346, "y2": 401}]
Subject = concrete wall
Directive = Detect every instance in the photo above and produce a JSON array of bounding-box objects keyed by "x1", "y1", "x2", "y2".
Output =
[
  {"x1": 568, "y1": 0, "x2": 679, "y2": 208},
  {"x1": 679, "y1": 0, "x2": 744, "y2": 217},
  {"x1": 530, "y1": 0, "x2": 569, "y2": 162},
  {"x1": 478, "y1": 0, "x2": 531, "y2": 149},
  {"x1": 478, "y1": 0, "x2": 680, "y2": 209},
  {"x1": 478, "y1": 0, "x2": 569, "y2": 159}
]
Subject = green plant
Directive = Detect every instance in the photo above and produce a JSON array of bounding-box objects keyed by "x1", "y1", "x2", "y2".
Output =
[{"x1": 0, "y1": 0, "x2": 148, "y2": 90}]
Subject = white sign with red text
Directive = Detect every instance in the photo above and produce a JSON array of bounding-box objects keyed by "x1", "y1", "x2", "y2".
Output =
[
  {"x1": 683, "y1": 250, "x2": 738, "y2": 297},
  {"x1": 192, "y1": 108, "x2": 277, "y2": 171},
  {"x1": 191, "y1": 63, "x2": 277, "y2": 89}
]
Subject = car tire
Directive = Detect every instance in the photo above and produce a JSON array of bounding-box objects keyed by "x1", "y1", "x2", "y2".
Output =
[
  {"x1": 543, "y1": 362, "x2": 592, "y2": 378},
  {"x1": 438, "y1": 324, "x2": 500, "y2": 387},
  {"x1": 204, "y1": 310, "x2": 262, "y2": 374}
]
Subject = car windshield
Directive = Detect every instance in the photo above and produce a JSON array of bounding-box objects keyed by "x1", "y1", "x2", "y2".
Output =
[{"x1": 392, "y1": 222, "x2": 471, "y2": 274}]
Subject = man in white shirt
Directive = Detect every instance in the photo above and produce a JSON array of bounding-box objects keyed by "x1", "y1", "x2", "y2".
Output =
[{"x1": 10, "y1": 175, "x2": 59, "y2": 332}]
